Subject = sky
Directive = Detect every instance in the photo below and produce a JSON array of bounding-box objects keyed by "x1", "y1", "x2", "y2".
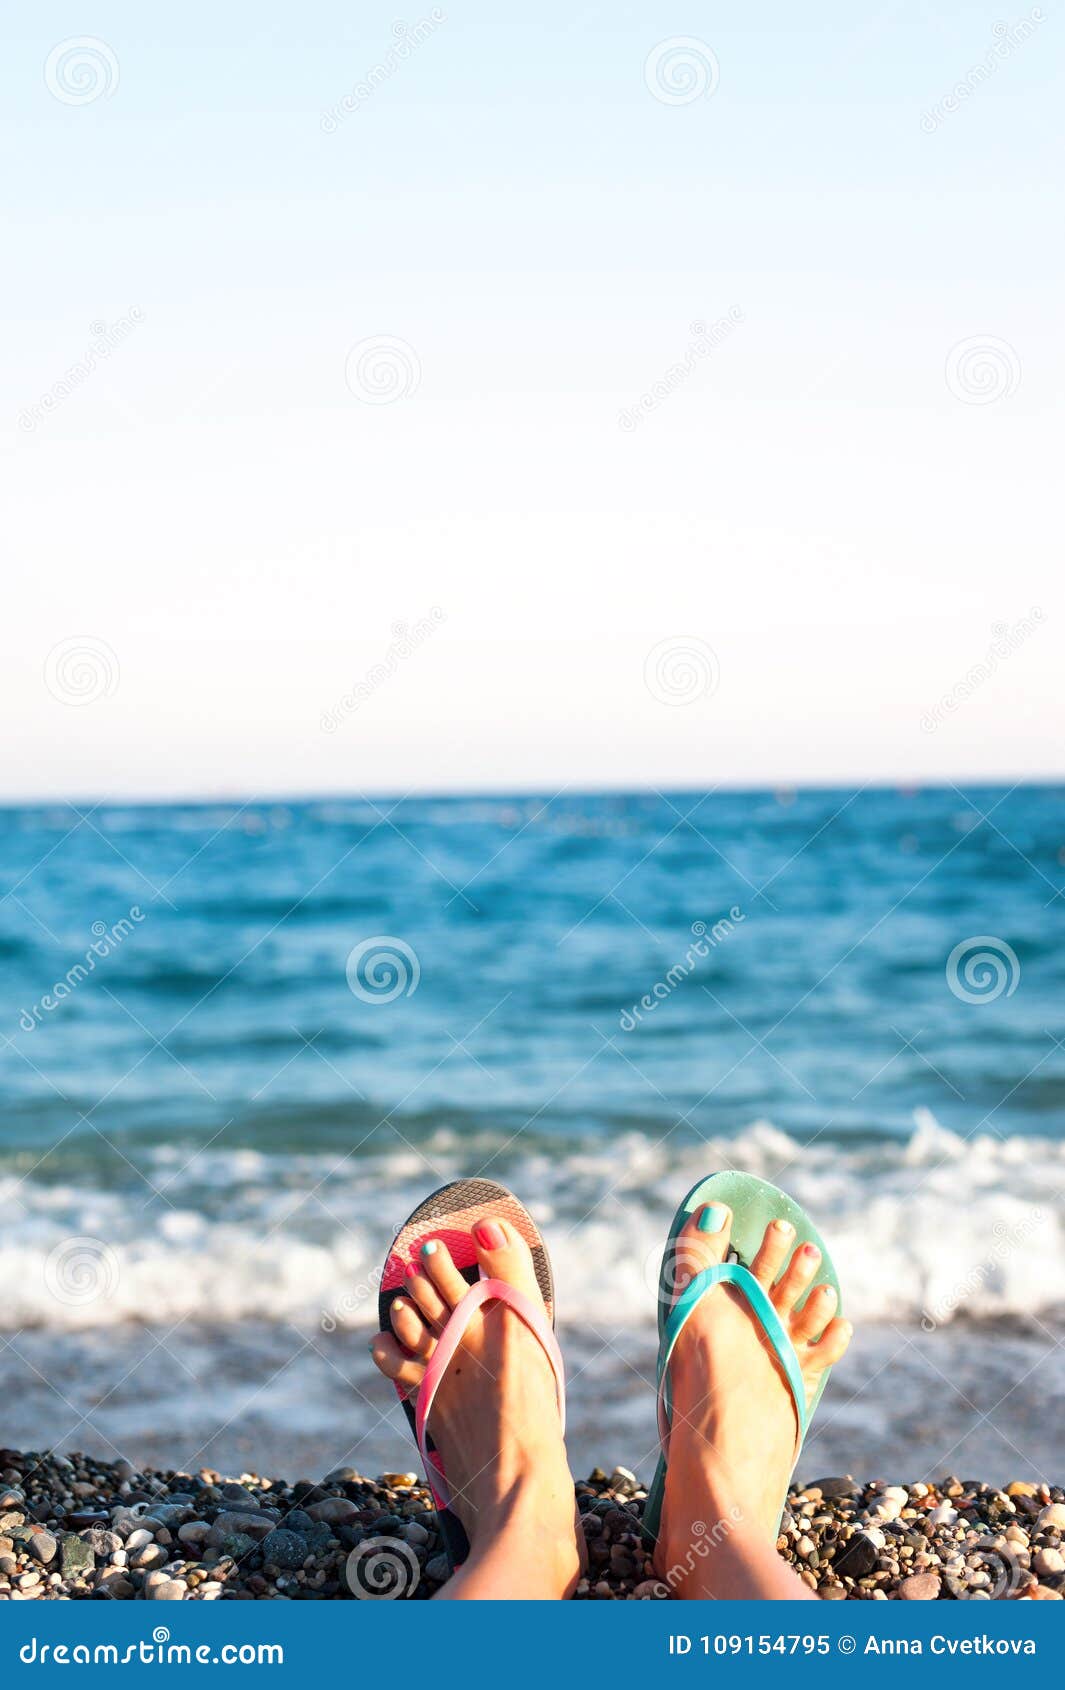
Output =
[{"x1": 4, "y1": 2, "x2": 1062, "y2": 800}]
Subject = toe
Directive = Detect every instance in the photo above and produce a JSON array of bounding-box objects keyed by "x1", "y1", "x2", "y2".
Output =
[
  {"x1": 471, "y1": 1216, "x2": 545, "y2": 1305},
  {"x1": 389, "y1": 1295, "x2": 436, "y2": 1359},
  {"x1": 749, "y1": 1217, "x2": 796, "y2": 1288},
  {"x1": 370, "y1": 1331, "x2": 426, "y2": 1393},
  {"x1": 791, "y1": 1280, "x2": 838, "y2": 1345},
  {"x1": 666, "y1": 1201, "x2": 732, "y2": 1304},
  {"x1": 771, "y1": 1240, "x2": 821, "y2": 1316},
  {"x1": 402, "y1": 1261, "x2": 449, "y2": 1330},
  {"x1": 805, "y1": 1315, "x2": 852, "y2": 1372},
  {"x1": 417, "y1": 1237, "x2": 474, "y2": 1307}
]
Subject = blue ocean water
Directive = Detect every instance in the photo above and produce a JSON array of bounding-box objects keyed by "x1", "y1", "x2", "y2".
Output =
[{"x1": 1, "y1": 785, "x2": 1063, "y2": 1478}]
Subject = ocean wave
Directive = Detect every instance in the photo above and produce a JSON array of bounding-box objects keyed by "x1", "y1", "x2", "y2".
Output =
[{"x1": 1, "y1": 1112, "x2": 1062, "y2": 1334}]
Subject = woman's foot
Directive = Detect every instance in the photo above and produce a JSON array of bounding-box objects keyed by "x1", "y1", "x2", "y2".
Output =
[
  {"x1": 371, "y1": 1217, "x2": 582, "y2": 1599},
  {"x1": 655, "y1": 1202, "x2": 852, "y2": 1598}
]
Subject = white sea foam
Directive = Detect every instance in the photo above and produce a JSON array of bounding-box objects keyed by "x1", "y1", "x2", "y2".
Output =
[{"x1": 2, "y1": 1112, "x2": 1062, "y2": 1332}]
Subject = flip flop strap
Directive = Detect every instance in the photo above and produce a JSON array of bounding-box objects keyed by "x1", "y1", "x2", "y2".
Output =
[
  {"x1": 657, "y1": 1261, "x2": 808, "y2": 1458},
  {"x1": 415, "y1": 1278, "x2": 566, "y2": 1512}
]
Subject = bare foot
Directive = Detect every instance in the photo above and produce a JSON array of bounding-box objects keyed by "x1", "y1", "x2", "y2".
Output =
[
  {"x1": 656, "y1": 1201, "x2": 852, "y2": 1596},
  {"x1": 371, "y1": 1217, "x2": 582, "y2": 1599}
]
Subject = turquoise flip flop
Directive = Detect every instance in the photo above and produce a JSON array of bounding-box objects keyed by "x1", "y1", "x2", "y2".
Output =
[{"x1": 642, "y1": 1171, "x2": 842, "y2": 1548}]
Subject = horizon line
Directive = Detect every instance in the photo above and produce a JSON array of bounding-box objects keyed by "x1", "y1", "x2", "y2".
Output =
[{"x1": 0, "y1": 770, "x2": 1061, "y2": 812}]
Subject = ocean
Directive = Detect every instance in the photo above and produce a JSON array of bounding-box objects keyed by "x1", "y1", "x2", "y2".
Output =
[{"x1": 1, "y1": 785, "x2": 1062, "y2": 1485}]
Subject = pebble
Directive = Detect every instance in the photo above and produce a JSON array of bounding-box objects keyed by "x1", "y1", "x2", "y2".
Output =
[
  {"x1": 928, "y1": 1503, "x2": 957, "y2": 1525},
  {"x1": 260, "y1": 1530, "x2": 307, "y2": 1570},
  {"x1": 835, "y1": 1532, "x2": 880, "y2": 1578},
  {"x1": 27, "y1": 1532, "x2": 57, "y2": 1565},
  {"x1": 1036, "y1": 1503, "x2": 1065, "y2": 1531},
  {"x1": 897, "y1": 1572, "x2": 941, "y2": 1600},
  {"x1": 305, "y1": 1499, "x2": 358, "y2": 1525},
  {"x1": 148, "y1": 1580, "x2": 187, "y2": 1601},
  {"x1": 212, "y1": 1511, "x2": 272, "y2": 1540},
  {"x1": 634, "y1": 1578, "x2": 665, "y2": 1599},
  {"x1": 1033, "y1": 1548, "x2": 1065, "y2": 1576},
  {"x1": 60, "y1": 1534, "x2": 94, "y2": 1580},
  {"x1": 812, "y1": 1476, "x2": 861, "y2": 1500}
]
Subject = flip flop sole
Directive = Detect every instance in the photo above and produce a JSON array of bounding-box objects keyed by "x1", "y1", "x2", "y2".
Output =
[
  {"x1": 377, "y1": 1177, "x2": 555, "y2": 1573},
  {"x1": 644, "y1": 1171, "x2": 842, "y2": 1549}
]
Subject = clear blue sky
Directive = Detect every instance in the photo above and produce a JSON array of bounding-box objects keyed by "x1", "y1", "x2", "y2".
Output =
[{"x1": 5, "y1": 3, "x2": 1062, "y2": 797}]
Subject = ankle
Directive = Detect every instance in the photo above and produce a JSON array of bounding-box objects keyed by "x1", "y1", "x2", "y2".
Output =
[
  {"x1": 664, "y1": 1442, "x2": 788, "y2": 1558},
  {"x1": 468, "y1": 1464, "x2": 575, "y2": 1537},
  {"x1": 465, "y1": 1493, "x2": 582, "y2": 1597}
]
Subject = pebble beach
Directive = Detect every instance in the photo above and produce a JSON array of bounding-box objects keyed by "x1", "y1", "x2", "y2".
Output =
[{"x1": 1, "y1": 1451, "x2": 1063, "y2": 1602}]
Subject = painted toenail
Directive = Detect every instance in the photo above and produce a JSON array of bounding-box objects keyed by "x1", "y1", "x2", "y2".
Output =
[
  {"x1": 803, "y1": 1243, "x2": 820, "y2": 1258},
  {"x1": 474, "y1": 1220, "x2": 507, "y2": 1250},
  {"x1": 698, "y1": 1203, "x2": 728, "y2": 1233},
  {"x1": 405, "y1": 1261, "x2": 419, "y2": 1278},
  {"x1": 773, "y1": 1218, "x2": 793, "y2": 1233},
  {"x1": 421, "y1": 1240, "x2": 439, "y2": 1257}
]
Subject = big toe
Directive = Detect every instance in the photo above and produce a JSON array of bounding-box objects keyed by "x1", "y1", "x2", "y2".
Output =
[
  {"x1": 667, "y1": 1200, "x2": 732, "y2": 1304},
  {"x1": 471, "y1": 1216, "x2": 546, "y2": 1308}
]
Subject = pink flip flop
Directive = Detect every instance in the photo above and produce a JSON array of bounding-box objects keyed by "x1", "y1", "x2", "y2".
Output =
[{"x1": 377, "y1": 1177, "x2": 564, "y2": 1572}]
